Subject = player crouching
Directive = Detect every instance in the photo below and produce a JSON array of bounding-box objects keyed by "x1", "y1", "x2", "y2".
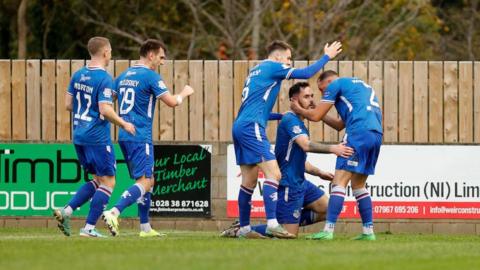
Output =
[{"x1": 222, "y1": 82, "x2": 353, "y2": 238}]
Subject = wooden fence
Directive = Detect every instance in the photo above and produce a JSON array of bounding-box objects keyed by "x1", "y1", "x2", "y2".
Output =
[{"x1": 0, "y1": 59, "x2": 479, "y2": 143}]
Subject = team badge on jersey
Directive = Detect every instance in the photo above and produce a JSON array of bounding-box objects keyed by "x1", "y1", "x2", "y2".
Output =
[
  {"x1": 158, "y1": 81, "x2": 167, "y2": 89},
  {"x1": 292, "y1": 125, "x2": 302, "y2": 134}
]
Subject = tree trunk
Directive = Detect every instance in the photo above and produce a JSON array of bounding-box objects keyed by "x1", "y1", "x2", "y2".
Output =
[
  {"x1": 250, "y1": 0, "x2": 261, "y2": 59},
  {"x1": 17, "y1": 0, "x2": 27, "y2": 59}
]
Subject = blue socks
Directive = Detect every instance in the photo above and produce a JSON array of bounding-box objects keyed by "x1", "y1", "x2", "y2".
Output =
[
  {"x1": 299, "y1": 209, "x2": 317, "y2": 226},
  {"x1": 324, "y1": 185, "x2": 346, "y2": 233},
  {"x1": 85, "y1": 185, "x2": 112, "y2": 226},
  {"x1": 262, "y1": 179, "x2": 279, "y2": 223},
  {"x1": 238, "y1": 185, "x2": 254, "y2": 227},
  {"x1": 353, "y1": 187, "x2": 374, "y2": 234},
  {"x1": 251, "y1": 224, "x2": 267, "y2": 236},
  {"x1": 138, "y1": 192, "x2": 151, "y2": 224},
  {"x1": 114, "y1": 183, "x2": 145, "y2": 214},
  {"x1": 66, "y1": 179, "x2": 99, "y2": 214}
]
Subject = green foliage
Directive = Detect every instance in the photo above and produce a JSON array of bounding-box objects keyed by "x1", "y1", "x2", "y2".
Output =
[{"x1": 0, "y1": 0, "x2": 477, "y2": 60}]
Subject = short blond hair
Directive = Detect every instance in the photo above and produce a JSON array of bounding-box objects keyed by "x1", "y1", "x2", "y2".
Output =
[{"x1": 87, "y1": 37, "x2": 110, "y2": 56}]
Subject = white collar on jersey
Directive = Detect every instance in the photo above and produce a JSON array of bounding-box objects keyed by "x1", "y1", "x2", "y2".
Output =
[
  {"x1": 133, "y1": 64, "x2": 150, "y2": 69},
  {"x1": 86, "y1": 65, "x2": 105, "y2": 71}
]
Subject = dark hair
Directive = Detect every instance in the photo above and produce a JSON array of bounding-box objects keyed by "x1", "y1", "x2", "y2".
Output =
[
  {"x1": 318, "y1": 70, "x2": 338, "y2": 81},
  {"x1": 140, "y1": 39, "x2": 167, "y2": 57},
  {"x1": 87, "y1": 37, "x2": 110, "y2": 56},
  {"x1": 266, "y1": 40, "x2": 292, "y2": 56},
  {"x1": 289, "y1": 82, "x2": 310, "y2": 99}
]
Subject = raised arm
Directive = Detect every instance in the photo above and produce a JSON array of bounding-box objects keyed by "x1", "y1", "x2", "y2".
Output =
[{"x1": 288, "y1": 42, "x2": 342, "y2": 80}]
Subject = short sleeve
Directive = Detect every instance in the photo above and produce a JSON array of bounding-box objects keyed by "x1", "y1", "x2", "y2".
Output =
[
  {"x1": 270, "y1": 62, "x2": 295, "y2": 80},
  {"x1": 98, "y1": 75, "x2": 114, "y2": 104},
  {"x1": 284, "y1": 114, "x2": 308, "y2": 140},
  {"x1": 150, "y1": 73, "x2": 169, "y2": 98},
  {"x1": 67, "y1": 75, "x2": 75, "y2": 96},
  {"x1": 321, "y1": 79, "x2": 341, "y2": 104}
]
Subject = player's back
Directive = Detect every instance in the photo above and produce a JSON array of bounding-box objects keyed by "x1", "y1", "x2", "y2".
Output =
[
  {"x1": 115, "y1": 64, "x2": 168, "y2": 143},
  {"x1": 275, "y1": 112, "x2": 309, "y2": 190},
  {"x1": 68, "y1": 66, "x2": 114, "y2": 145},
  {"x1": 234, "y1": 60, "x2": 293, "y2": 128},
  {"x1": 323, "y1": 77, "x2": 382, "y2": 135}
]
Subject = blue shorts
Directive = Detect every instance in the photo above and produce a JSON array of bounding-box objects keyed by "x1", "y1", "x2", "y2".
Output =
[
  {"x1": 276, "y1": 181, "x2": 325, "y2": 224},
  {"x1": 232, "y1": 121, "x2": 275, "y2": 165},
  {"x1": 74, "y1": 144, "x2": 116, "y2": 177},
  {"x1": 336, "y1": 131, "x2": 382, "y2": 175},
  {"x1": 119, "y1": 141, "x2": 154, "y2": 180}
]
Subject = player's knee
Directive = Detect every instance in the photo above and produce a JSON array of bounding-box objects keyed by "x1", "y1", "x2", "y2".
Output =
[
  {"x1": 98, "y1": 176, "x2": 115, "y2": 189},
  {"x1": 270, "y1": 170, "x2": 281, "y2": 182}
]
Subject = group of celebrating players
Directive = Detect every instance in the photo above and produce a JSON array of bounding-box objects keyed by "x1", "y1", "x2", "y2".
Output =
[
  {"x1": 224, "y1": 40, "x2": 383, "y2": 240},
  {"x1": 53, "y1": 36, "x2": 383, "y2": 241}
]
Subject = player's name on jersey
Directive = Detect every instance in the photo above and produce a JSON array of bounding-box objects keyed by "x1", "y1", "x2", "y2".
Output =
[
  {"x1": 118, "y1": 79, "x2": 140, "y2": 87},
  {"x1": 73, "y1": 82, "x2": 93, "y2": 94}
]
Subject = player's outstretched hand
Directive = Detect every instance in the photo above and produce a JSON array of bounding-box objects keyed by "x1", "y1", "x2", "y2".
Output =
[
  {"x1": 318, "y1": 170, "x2": 334, "y2": 181},
  {"x1": 324, "y1": 41, "x2": 342, "y2": 59},
  {"x1": 331, "y1": 142, "x2": 354, "y2": 158},
  {"x1": 122, "y1": 121, "x2": 136, "y2": 136},
  {"x1": 182, "y1": 85, "x2": 194, "y2": 97}
]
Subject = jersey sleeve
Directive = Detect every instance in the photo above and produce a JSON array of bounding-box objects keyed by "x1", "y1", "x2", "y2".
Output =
[
  {"x1": 283, "y1": 115, "x2": 308, "y2": 140},
  {"x1": 321, "y1": 79, "x2": 341, "y2": 104},
  {"x1": 268, "y1": 112, "x2": 283, "y2": 121},
  {"x1": 270, "y1": 62, "x2": 295, "y2": 80},
  {"x1": 150, "y1": 73, "x2": 169, "y2": 98},
  {"x1": 67, "y1": 74, "x2": 75, "y2": 96},
  {"x1": 98, "y1": 76, "x2": 114, "y2": 104}
]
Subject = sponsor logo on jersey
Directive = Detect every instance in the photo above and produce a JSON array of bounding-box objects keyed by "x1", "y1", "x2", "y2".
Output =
[
  {"x1": 126, "y1": 71, "x2": 137, "y2": 76},
  {"x1": 103, "y1": 88, "x2": 112, "y2": 98},
  {"x1": 80, "y1": 74, "x2": 91, "y2": 82}
]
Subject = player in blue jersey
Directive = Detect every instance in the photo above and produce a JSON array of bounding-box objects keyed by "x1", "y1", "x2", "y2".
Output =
[
  {"x1": 222, "y1": 82, "x2": 353, "y2": 238},
  {"x1": 232, "y1": 40, "x2": 342, "y2": 238},
  {"x1": 291, "y1": 70, "x2": 383, "y2": 241},
  {"x1": 102, "y1": 39, "x2": 194, "y2": 237},
  {"x1": 53, "y1": 37, "x2": 136, "y2": 237}
]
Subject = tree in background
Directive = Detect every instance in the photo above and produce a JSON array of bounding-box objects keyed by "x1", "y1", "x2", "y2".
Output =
[{"x1": 0, "y1": 0, "x2": 477, "y2": 60}]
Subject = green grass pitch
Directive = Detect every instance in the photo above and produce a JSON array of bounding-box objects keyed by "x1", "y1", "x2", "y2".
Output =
[{"x1": 1, "y1": 228, "x2": 479, "y2": 270}]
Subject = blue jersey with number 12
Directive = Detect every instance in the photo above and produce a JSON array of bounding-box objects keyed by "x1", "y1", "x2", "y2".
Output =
[
  {"x1": 322, "y1": 77, "x2": 383, "y2": 135},
  {"x1": 68, "y1": 66, "x2": 114, "y2": 145},
  {"x1": 115, "y1": 64, "x2": 169, "y2": 143}
]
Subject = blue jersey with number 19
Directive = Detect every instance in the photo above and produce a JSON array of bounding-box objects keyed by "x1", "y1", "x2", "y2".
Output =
[
  {"x1": 322, "y1": 77, "x2": 383, "y2": 135},
  {"x1": 115, "y1": 64, "x2": 169, "y2": 143},
  {"x1": 115, "y1": 65, "x2": 168, "y2": 143},
  {"x1": 234, "y1": 60, "x2": 294, "y2": 128},
  {"x1": 68, "y1": 66, "x2": 114, "y2": 145}
]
